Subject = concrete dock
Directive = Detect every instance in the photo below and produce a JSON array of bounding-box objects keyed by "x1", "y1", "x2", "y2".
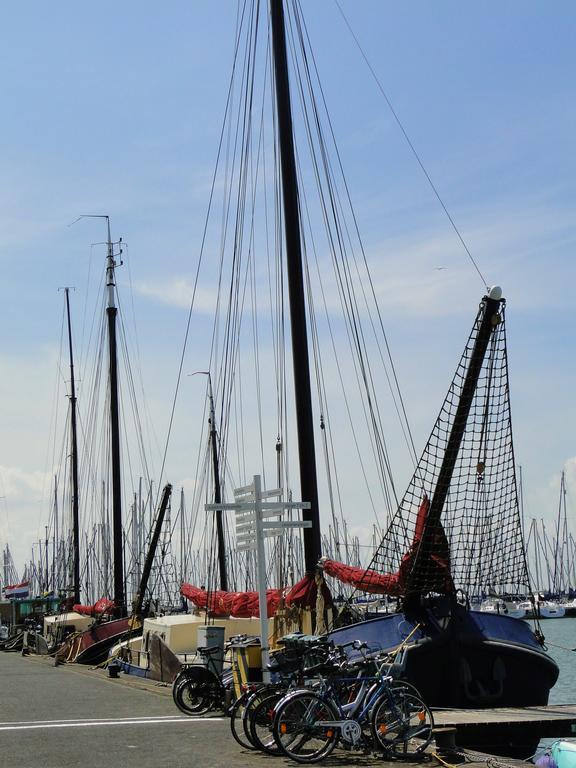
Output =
[{"x1": 0, "y1": 652, "x2": 571, "y2": 768}]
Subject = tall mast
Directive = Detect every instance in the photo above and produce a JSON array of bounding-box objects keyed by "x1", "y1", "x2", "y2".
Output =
[
  {"x1": 207, "y1": 376, "x2": 228, "y2": 590},
  {"x1": 269, "y1": 0, "x2": 322, "y2": 573},
  {"x1": 64, "y1": 288, "x2": 81, "y2": 604},
  {"x1": 44, "y1": 525, "x2": 49, "y2": 592},
  {"x1": 105, "y1": 218, "x2": 125, "y2": 615},
  {"x1": 179, "y1": 487, "x2": 185, "y2": 585},
  {"x1": 53, "y1": 476, "x2": 59, "y2": 592}
]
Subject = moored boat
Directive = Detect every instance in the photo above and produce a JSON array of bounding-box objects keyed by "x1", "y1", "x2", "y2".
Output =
[
  {"x1": 539, "y1": 601, "x2": 566, "y2": 619},
  {"x1": 323, "y1": 290, "x2": 559, "y2": 756},
  {"x1": 175, "y1": 6, "x2": 559, "y2": 758},
  {"x1": 478, "y1": 598, "x2": 526, "y2": 620}
]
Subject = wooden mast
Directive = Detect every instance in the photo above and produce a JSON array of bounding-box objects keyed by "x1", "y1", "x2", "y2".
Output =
[
  {"x1": 104, "y1": 218, "x2": 125, "y2": 616},
  {"x1": 269, "y1": 0, "x2": 322, "y2": 573},
  {"x1": 208, "y1": 376, "x2": 228, "y2": 591},
  {"x1": 64, "y1": 288, "x2": 81, "y2": 604}
]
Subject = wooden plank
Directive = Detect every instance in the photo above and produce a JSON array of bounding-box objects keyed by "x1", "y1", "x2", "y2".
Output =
[
  {"x1": 434, "y1": 704, "x2": 576, "y2": 727},
  {"x1": 433, "y1": 704, "x2": 576, "y2": 742}
]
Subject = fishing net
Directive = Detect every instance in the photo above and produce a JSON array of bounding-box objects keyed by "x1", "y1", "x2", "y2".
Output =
[{"x1": 343, "y1": 293, "x2": 532, "y2": 603}]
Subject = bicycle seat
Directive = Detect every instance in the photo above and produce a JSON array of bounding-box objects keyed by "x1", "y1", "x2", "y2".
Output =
[
  {"x1": 302, "y1": 661, "x2": 340, "y2": 677},
  {"x1": 197, "y1": 645, "x2": 220, "y2": 655}
]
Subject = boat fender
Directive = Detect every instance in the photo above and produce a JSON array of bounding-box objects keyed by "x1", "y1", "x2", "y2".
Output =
[{"x1": 535, "y1": 752, "x2": 557, "y2": 768}]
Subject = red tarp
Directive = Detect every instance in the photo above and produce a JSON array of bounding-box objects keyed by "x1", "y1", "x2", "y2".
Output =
[
  {"x1": 285, "y1": 571, "x2": 334, "y2": 609},
  {"x1": 180, "y1": 573, "x2": 331, "y2": 618},
  {"x1": 180, "y1": 584, "x2": 283, "y2": 618},
  {"x1": 73, "y1": 597, "x2": 115, "y2": 617},
  {"x1": 322, "y1": 496, "x2": 452, "y2": 597},
  {"x1": 322, "y1": 558, "x2": 401, "y2": 596}
]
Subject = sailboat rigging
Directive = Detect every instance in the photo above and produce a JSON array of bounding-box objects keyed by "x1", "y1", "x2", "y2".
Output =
[
  {"x1": 174, "y1": 3, "x2": 558, "y2": 753},
  {"x1": 55, "y1": 218, "x2": 176, "y2": 662},
  {"x1": 208, "y1": 373, "x2": 228, "y2": 591}
]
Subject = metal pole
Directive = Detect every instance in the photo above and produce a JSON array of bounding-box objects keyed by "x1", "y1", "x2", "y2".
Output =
[{"x1": 254, "y1": 475, "x2": 270, "y2": 682}]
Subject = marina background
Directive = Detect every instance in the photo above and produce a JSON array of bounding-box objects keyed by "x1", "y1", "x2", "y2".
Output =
[{"x1": 0, "y1": 2, "x2": 575, "y2": 576}]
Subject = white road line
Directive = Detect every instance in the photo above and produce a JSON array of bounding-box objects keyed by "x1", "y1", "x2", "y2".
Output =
[
  {"x1": 0, "y1": 715, "x2": 188, "y2": 726},
  {"x1": 0, "y1": 717, "x2": 222, "y2": 731}
]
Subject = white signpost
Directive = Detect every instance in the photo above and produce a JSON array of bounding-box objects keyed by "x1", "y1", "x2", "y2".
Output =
[{"x1": 206, "y1": 474, "x2": 311, "y2": 681}]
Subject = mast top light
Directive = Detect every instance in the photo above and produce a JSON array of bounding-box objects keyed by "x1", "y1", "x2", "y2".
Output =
[{"x1": 488, "y1": 285, "x2": 502, "y2": 300}]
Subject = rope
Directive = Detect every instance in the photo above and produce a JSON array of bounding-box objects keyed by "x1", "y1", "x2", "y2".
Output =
[{"x1": 333, "y1": 0, "x2": 488, "y2": 290}]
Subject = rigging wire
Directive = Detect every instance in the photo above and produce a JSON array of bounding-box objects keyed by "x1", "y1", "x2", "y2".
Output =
[
  {"x1": 333, "y1": 0, "x2": 488, "y2": 290},
  {"x1": 286, "y1": 1, "x2": 401, "y2": 519},
  {"x1": 294, "y1": 0, "x2": 420, "y2": 475},
  {"x1": 155, "y1": 0, "x2": 251, "y2": 500}
]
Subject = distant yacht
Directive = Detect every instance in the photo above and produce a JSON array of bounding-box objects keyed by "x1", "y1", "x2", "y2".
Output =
[{"x1": 478, "y1": 598, "x2": 526, "y2": 620}]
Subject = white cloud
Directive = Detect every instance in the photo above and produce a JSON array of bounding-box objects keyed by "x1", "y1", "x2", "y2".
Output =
[
  {"x1": 135, "y1": 278, "x2": 219, "y2": 314},
  {"x1": 363, "y1": 202, "x2": 576, "y2": 317},
  {"x1": 564, "y1": 457, "x2": 576, "y2": 492},
  {"x1": 0, "y1": 465, "x2": 49, "y2": 501}
]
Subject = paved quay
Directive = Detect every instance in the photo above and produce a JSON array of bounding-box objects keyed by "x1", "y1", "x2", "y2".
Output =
[
  {"x1": 0, "y1": 652, "x2": 391, "y2": 768},
  {"x1": 0, "y1": 652, "x2": 252, "y2": 768},
  {"x1": 1, "y1": 651, "x2": 533, "y2": 768}
]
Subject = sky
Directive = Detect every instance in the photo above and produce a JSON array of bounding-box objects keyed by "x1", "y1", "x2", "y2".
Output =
[{"x1": 0, "y1": 1, "x2": 575, "y2": 577}]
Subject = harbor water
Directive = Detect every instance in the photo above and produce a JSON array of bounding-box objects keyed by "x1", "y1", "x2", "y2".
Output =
[
  {"x1": 541, "y1": 618, "x2": 576, "y2": 704},
  {"x1": 535, "y1": 617, "x2": 576, "y2": 759}
]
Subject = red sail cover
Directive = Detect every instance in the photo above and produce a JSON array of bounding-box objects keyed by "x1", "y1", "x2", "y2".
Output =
[
  {"x1": 73, "y1": 597, "x2": 115, "y2": 617},
  {"x1": 284, "y1": 571, "x2": 334, "y2": 609},
  {"x1": 180, "y1": 573, "x2": 330, "y2": 617},
  {"x1": 322, "y1": 496, "x2": 452, "y2": 597},
  {"x1": 322, "y1": 558, "x2": 401, "y2": 596},
  {"x1": 180, "y1": 584, "x2": 282, "y2": 618}
]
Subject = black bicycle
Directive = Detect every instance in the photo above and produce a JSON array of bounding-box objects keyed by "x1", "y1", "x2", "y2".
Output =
[{"x1": 172, "y1": 645, "x2": 229, "y2": 715}]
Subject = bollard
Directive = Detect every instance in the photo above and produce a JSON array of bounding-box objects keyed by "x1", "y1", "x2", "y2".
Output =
[{"x1": 108, "y1": 661, "x2": 121, "y2": 679}]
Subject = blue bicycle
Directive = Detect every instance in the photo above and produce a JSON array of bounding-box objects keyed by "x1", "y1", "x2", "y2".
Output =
[{"x1": 272, "y1": 649, "x2": 433, "y2": 763}]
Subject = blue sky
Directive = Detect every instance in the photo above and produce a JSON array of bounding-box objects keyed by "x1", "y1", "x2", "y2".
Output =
[{"x1": 0, "y1": 2, "x2": 575, "y2": 573}]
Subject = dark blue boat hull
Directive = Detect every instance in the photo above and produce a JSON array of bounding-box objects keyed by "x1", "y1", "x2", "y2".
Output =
[{"x1": 329, "y1": 605, "x2": 558, "y2": 710}]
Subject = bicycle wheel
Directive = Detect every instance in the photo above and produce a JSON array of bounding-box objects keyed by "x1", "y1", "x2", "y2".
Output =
[
  {"x1": 370, "y1": 688, "x2": 433, "y2": 758},
  {"x1": 388, "y1": 679, "x2": 425, "y2": 700},
  {"x1": 241, "y1": 685, "x2": 278, "y2": 748},
  {"x1": 273, "y1": 691, "x2": 339, "y2": 764},
  {"x1": 229, "y1": 692, "x2": 257, "y2": 750},
  {"x1": 249, "y1": 691, "x2": 285, "y2": 755},
  {"x1": 172, "y1": 666, "x2": 221, "y2": 715}
]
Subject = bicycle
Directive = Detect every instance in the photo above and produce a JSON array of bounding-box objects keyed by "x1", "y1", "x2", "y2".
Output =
[
  {"x1": 242, "y1": 639, "x2": 335, "y2": 754},
  {"x1": 233, "y1": 635, "x2": 340, "y2": 754},
  {"x1": 272, "y1": 646, "x2": 433, "y2": 763},
  {"x1": 229, "y1": 682, "x2": 262, "y2": 750},
  {"x1": 247, "y1": 638, "x2": 371, "y2": 756},
  {"x1": 172, "y1": 644, "x2": 229, "y2": 715}
]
